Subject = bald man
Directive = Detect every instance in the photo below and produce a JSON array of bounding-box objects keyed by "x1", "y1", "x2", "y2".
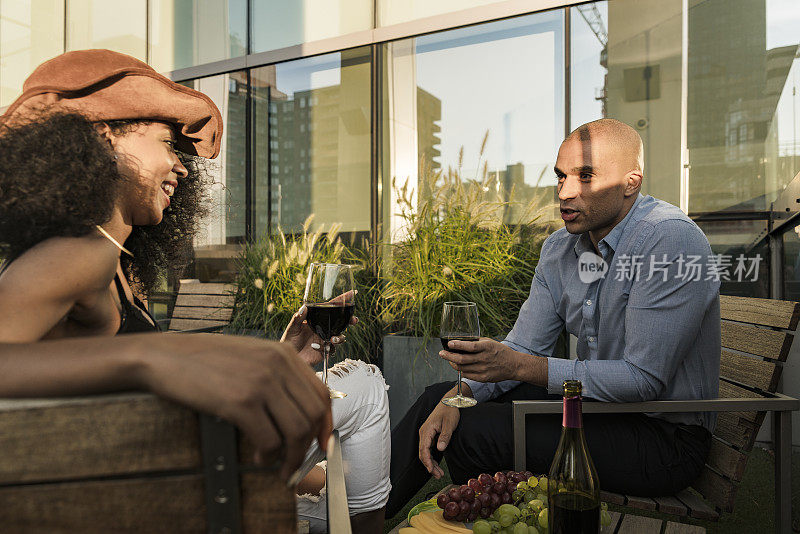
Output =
[{"x1": 386, "y1": 119, "x2": 720, "y2": 515}]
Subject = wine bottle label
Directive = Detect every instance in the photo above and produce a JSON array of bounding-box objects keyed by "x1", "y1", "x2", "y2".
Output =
[{"x1": 562, "y1": 395, "x2": 583, "y2": 428}]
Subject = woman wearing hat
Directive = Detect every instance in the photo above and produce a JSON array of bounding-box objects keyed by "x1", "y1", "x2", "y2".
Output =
[
  {"x1": 0, "y1": 49, "x2": 334, "y2": 487},
  {"x1": 0, "y1": 49, "x2": 388, "y2": 533}
]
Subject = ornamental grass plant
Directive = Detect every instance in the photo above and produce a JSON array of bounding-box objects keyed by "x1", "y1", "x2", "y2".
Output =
[
  {"x1": 380, "y1": 136, "x2": 556, "y2": 345},
  {"x1": 229, "y1": 215, "x2": 382, "y2": 362}
]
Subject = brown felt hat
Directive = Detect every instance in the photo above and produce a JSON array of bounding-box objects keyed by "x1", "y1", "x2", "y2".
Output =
[{"x1": 2, "y1": 49, "x2": 222, "y2": 158}]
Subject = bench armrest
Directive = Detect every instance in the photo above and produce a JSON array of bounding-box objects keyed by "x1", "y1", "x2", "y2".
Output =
[
  {"x1": 326, "y1": 430, "x2": 352, "y2": 534},
  {"x1": 512, "y1": 393, "x2": 800, "y2": 416}
]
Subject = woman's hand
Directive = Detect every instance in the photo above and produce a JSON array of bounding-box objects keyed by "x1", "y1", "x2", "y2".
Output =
[
  {"x1": 137, "y1": 334, "x2": 333, "y2": 482},
  {"x1": 280, "y1": 303, "x2": 358, "y2": 366}
]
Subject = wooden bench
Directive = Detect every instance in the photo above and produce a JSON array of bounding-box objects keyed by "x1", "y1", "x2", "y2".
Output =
[
  {"x1": 167, "y1": 279, "x2": 236, "y2": 333},
  {"x1": 512, "y1": 295, "x2": 800, "y2": 534}
]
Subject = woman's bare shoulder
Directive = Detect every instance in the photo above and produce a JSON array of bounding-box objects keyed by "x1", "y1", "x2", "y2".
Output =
[{"x1": 0, "y1": 235, "x2": 119, "y2": 296}]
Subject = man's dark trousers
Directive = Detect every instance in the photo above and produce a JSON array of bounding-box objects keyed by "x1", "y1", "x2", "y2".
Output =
[{"x1": 386, "y1": 381, "x2": 710, "y2": 517}]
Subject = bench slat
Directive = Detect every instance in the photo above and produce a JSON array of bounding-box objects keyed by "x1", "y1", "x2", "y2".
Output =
[
  {"x1": 168, "y1": 318, "x2": 229, "y2": 332},
  {"x1": 600, "y1": 490, "x2": 626, "y2": 505},
  {"x1": 706, "y1": 437, "x2": 748, "y2": 482},
  {"x1": 617, "y1": 514, "x2": 662, "y2": 534},
  {"x1": 175, "y1": 294, "x2": 236, "y2": 308},
  {"x1": 624, "y1": 494, "x2": 657, "y2": 511},
  {"x1": 719, "y1": 295, "x2": 800, "y2": 329},
  {"x1": 720, "y1": 350, "x2": 780, "y2": 394},
  {"x1": 713, "y1": 412, "x2": 759, "y2": 451},
  {"x1": 654, "y1": 495, "x2": 688, "y2": 516},
  {"x1": 664, "y1": 521, "x2": 706, "y2": 534},
  {"x1": 691, "y1": 467, "x2": 736, "y2": 513},
  {"x1": 721, "y1": 322, "x2": 793, "y2": 361},
  {"x1": 674, "y1": 489, "x2": 719, "y2": 521},
  {"x1": 177, "y1": 282, "x2": 236, "y2": 295},
  {"x1": 171, "y1": 306, "x2": 233, "y2": 321}
]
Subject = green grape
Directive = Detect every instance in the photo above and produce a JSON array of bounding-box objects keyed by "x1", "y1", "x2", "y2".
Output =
[
  {"x1": 498, "y1": 504, "x2": 521, "y2": 517},
  {"x1": 499, "y1": 513, "x2": 515, "y2": 527},
  {"x1": 500, "y1": 528, "x2": 514, "y2": 534},
  {"x1": 472, "y1": 519, "x2": 492, "y2": 534},
  {"x1": 527, "y1": 525, "x2": 540, "y2": 534},
  {"x1": 489, "y1": 520, "x2": 501, "y2": 531},
  {"x1": 601, "y1": 502, "x2": 608, "y2": 512},
  {"x1": 601, "y1": 509, "x2": 612, "y2": 527},
  {"x1": 527, "y1": 476, "x2": 538, "y2": 489},
  {"x1": 537, "y1": 493, "x2": 548, "y2": 506},
  {"x1": 513, "y1": 522, "x2": 528, "y2": 534},
  {"x1": 517, "y1": 481, "x2": 529, "y2": 491},
  {"x1": 523, "y1": 490, "x2": 536, "y2": 502},
  {"x1": 538, "y1": 508, "x2": 548, "y2": 529},
  {"x1": 512, "y1": 490, "x2": 524, "y2": 502},
  {"x1": 527, "y1": 499, "x2": 544, "y2": 512},
  {"x1": 538, "y1": 476, "x2": 548, "y2": 490}
]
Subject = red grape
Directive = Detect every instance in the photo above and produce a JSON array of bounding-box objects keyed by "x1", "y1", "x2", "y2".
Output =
[
  {"x1": 444, "y1": 501, "x2": 459, "y2": 520},
  {"x1": 467, "y1": 478, "x2": 482, "y2": 493},
  {"x1": 468, "y1": 511, "x2": 478, "y2": 522},
  {"x1": 512, "y1": 472, "x2": 526, "y2": 483},
  {"x1": 457, "y1": 511, "x2": 468, "y2": 522},
  {"x1": 480, "y1": 507, "x2": 492, "y2": 519},
  {"x1": 437, "y1": 494, "x2": 450, "y2": 508},
  {"x1": 492, "y1": 482, "x2": 505, "y2": 495},
  {"x1": 490, "y1": 493, "x2": 501, "y2": 509},
  {"x1": 470, "y1": 500, "x2": 481, "y2": 513},
  {"x1": 523, "y1": 471, "x2": 533, "y2": 479},
  {"x1": 501, "y1": 492, "x2": 512, "y2": 504},
  {"x1": 478, "y1": 473, "x2": 493, "y2": 487},
  {"x1": 494, "y1": 472, "x2": 507, "y2": 485},
  {"x1": 506, "y1": 481, "x2": 518, "y2": 494},
  {"x1": 477, "y1": 492, "x2": 491, "y2": 506},
  {"x1": 458, "y1": 501, "x2": 470, "y2": 520},
  {"x1": 448, "y1": 487, "x2": 462, "y2": 502},
  {"x1": 461, "y1": 487, "x2": 475, "y2": 503}
]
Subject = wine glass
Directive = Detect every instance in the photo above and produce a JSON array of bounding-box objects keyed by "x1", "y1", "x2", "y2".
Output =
[
  {"x1": 303, "y1": 263, "x2": 355, "y2": 399},
  {"x1": 440, "y1": 301, "x2": 479, "y2": 408}
]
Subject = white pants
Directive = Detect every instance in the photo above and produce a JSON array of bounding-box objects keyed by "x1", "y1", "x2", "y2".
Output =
[{"x1": 296, "y1": 359, "x2": 391, "y2": 533}]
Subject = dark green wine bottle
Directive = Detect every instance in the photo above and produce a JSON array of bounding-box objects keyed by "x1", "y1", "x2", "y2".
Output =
[{"x1": 548, "y1": 380, "x2": 601, "y2": 534}]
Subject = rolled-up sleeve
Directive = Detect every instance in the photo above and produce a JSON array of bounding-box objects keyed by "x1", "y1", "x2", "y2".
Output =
[
  {"x1": 546, "y1": 220, "x2": 718, "y2": 401},
  {"x1": 465, "y1": 236, "x2": 565, "y2": 402}
]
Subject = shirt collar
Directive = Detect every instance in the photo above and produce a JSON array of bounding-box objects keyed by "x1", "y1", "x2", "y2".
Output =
[{"x1": 573, "y1": 193, "x2": 645, "y2": 257}]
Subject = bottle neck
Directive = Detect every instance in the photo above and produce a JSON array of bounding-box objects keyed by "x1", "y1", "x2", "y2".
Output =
[{"x1": 562, "y1": 395, "x2": 583, "y2": 429}]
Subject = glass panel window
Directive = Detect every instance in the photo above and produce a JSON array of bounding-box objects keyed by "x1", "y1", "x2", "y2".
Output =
[
  {"x1": 695, "y1": 219, "x2": 770, "y2": 298},
  {"x1": 570, "y1": 0, "x2": 682, "y2": 208},
  {"x1": 688, "y1": 0, "x2": 800, "y2": 213},
  {"x1": 149, "y1": 0, "x2": 246, "y2": 73},
  {"x1": 66, "y1": 0, "x2": 146, "y2": 60},
  {"x1": 0, "y1": 0, "x2": 64, "y2": 107},
  {"x1": 380, "y1": 11, "x2": 565, "y2": 238},
  {"x1": 252, "y1": 48, "x2": 371, "y2": 236},
  {"x1": 378, "y1": 0, "x2": 510, "y2": 27},
  {"x1": 251, "y1": 0, "x2": 372, "y2": 54},
  {"x1": 183, "y1": 72, "x2": 247, "y2": 279}
]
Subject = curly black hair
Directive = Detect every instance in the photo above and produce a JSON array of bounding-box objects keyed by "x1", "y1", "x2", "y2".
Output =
[{"x1": 0, "y1": 110, "x2": 211, "y2": 295}]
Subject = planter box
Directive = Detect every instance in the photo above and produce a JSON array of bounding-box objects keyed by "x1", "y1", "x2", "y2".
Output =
[
  {"x1": 0, "y1": 393, "x2": 296, "y2": 533},
  {"x1": 383, "y1": 335, "x2": 456, "y2": 430}
]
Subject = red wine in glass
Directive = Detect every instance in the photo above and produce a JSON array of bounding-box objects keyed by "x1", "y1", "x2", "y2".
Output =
[
  {"x1": 303, "y1": 263, "x2": 355, "y2": 399},
  {"x1": 440, "y1": 302, "x2": 479, "y2": 408}
]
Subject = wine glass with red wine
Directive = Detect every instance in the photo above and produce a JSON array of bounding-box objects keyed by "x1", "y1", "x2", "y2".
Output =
[
  {"x1": 440, "y1": 301, "x2": 479, "y2": 408},
  {"x1": 303, "y1": 263, "x2": 355, "y2": 399}
]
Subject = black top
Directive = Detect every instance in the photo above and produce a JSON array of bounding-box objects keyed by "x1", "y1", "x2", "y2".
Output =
[{"x1": 114, "y1": 274, "x2": 160, "y2": 334}]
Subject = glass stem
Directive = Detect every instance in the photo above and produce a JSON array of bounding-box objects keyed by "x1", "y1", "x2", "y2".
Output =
[
  {"x1": 456, "y1": 370, "x2": 463, "y2": 397},
  {"x1": 322, "y1": 342, "x2": 331, "y2": 388}
]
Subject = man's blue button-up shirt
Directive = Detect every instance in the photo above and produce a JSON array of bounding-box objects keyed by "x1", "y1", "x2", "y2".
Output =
[{"x1": 464, "y1": 194, "x2": 721, "y2": 430}]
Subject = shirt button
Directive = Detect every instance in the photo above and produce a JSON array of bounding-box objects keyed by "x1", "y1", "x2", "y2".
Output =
[
  {"x1": 588, "y1": 336, "x2": 595, "y2": 342},
  {"x1": 585, "y1": 299, "x2": 592, "y2": 306}
]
